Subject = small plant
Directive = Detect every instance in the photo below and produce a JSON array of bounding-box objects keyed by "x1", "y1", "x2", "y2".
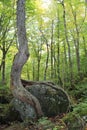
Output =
[
  {"x1": 38, "y1": 117, "x2": 55, "y2": 129},
  {"x1": 53, "y1": 127, "x2": 58, "y2": 130},
  {"x1": 38, "y1": 117, "x2": 51, "y2": 125},
  {"x1": 73, "y1": 100, "x2": 87, "y2": 116}
]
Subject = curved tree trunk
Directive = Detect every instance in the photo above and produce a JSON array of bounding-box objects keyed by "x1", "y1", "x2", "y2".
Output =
[{"x1": 10, "y1": 0, "x2": 43, "y2": 117}]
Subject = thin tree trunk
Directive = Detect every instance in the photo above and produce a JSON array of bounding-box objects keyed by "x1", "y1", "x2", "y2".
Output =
[
  {"x1": 32, "y1": 60, "x2": 35, "y2": 80},
  {"x1": 0, "y1": 15, "x2": 14, "y2": 84},
  {"x1": 2, "y1": 48, "x2": 6, "y2": 84},
  {"x1": 53, "y1": 44, "x2": 57, "y2": 80},
  {"x1": 0, "y1": 41, "x2": 6, "y2": 84},
  {"x1": 56, "y1": 11, "x2": 63, "y2": 85},
  {"x1": 70, "y1": 6, "x2": 81, "y2": 74},
  {"x1": 26, "y1": 64, "x2": 30, "y2": 80},
  {"x1": 62, "y1": 2, "x2": 73, "y2": 87},
  {"x1": 37, "y1": 46, "x2": 41, "y2": 81},
  {"x1": 10, "y1": 0, "x2": 43, "y2": 117},
  {"x1": 63, "y1": 40, "x2": 68, "y2": 84},
  {"x1": 0, "y1": 50, "x2": 6, "y2": 84},
  {"x1": 1, "y1": 38, "x2": 14, "y2": 84},
  {"x1": 57, "y1": 20, "x2": 60, "y2": 84},
  {"x1": 83, "y1": 36, "x2": 87, "y2": 56},
  {"x1": 44, "y1": 43, "x2": 49, "y2": 80},
  {"x1": 50, "y1": 20, "x2": 54, "y2": 79},
  {"x1": 39, "y1": 29, "x2": 49, "y2": 80},
  {"x1": 73, "y1": 13, "x2": 80, "y2": 73}
]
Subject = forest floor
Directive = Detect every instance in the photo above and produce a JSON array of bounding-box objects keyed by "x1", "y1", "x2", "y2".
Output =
[
  {"x1": 0, "y1": 114, "x2": 68, "y2": 130},
  {"x1": 0, "y1": 122, "x2": 87, "y2": 130},
  {"x1": 0, "y1": 114, "x2": 87, "y2": 130}
]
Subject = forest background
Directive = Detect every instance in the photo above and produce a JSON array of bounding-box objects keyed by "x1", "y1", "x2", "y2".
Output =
[{"x1": 0, "y1": 0, "x2": 87, "y2": 129}]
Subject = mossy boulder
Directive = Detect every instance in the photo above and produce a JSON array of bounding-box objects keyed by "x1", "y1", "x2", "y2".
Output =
[
  {"x1": 12, "y1": 98, "x2": 36, "y2": 120},
  {"x1": 28, "y1": 83, "x2": 69, "y2": 117},
  {"x1": 13, "y1": 81, "x2": 70, "y2": 120}
]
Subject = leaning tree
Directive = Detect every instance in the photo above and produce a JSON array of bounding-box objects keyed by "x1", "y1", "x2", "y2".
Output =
[{"x1": 10, "y1": 0, "x2": 43, "y2": 117}]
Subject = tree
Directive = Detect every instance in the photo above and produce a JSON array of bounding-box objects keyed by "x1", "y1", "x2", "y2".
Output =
[
  {"x1": 0, "y1": 1, "x2": 15, "y2": 84},
  {"x1": 62, "y1": 1, "x2": 73, "y2": 87},
  {"x1": 10, "y1": 0, "x2": 43, "y2": 117}
]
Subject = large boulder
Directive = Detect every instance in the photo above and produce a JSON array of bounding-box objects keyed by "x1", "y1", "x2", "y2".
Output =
[
  {"x1": 28, "y1": 83, "x2": 69, "y2": 116},
  {"x1": 13, "y1": 81, "x2": 70, "y2": 120}
]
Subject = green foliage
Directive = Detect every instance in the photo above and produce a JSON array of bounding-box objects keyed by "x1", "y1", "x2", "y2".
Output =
[
  {"x1": 73, "y1": 100, "x2": 87, "y2": 116},
  {"x1": 0, "y1": 0, "x2": 11, "y2": 6},
  {"x1": 38, "y1": 117, "x2": 55, "y2": 129},
  {"x1": 38, "y1": 117, "x2": 66, "y2": 130},
  {"x1": 26, "y1": 0, "x2": 36, "y2": 16},
  {"x1": 38, "y1": 117, "x2": 52, "y2": 125},
  {"x1": 63, "y1": 112, "x2": 85, "y2": 130},
  {"x1": 71, "y1": 81, "x2": 87, "y2": 101},
  {"x1": 0, "y1": 84, "x2": 9, "y2": 93},
  {"x1": 63, "y1": 98, "x2": 87, "y2": 128},
  {"x1": 0, "y1": 103, "x2": 9, "y2": 117}
]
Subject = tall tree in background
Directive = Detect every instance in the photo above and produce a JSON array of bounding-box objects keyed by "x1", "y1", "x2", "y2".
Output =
[
  {"x1": 56, "y1": 10, "x2": 63, "y2": 85},
  {"x1": 70, "y1": 4, "x2": 81, "y2": 74},
  {"x1": 0, "y1": 1, "x2": 15, "y2": 84},
  {"x1": 62, "y1": 1, "x2": 73, "y2": 87},
  {"x1": 10, "y1": 0, "x2": 43, "y2": 117},
  {"x1": 50, "y1": 20, "x2": 54, "y2": 79}
]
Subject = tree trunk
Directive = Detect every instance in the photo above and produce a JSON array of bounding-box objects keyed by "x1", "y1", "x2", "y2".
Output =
[
  {"x1": 50, "y1": 20, "x2": 54, "y2": 79},
  {"x1": 83, "y1": 36, "x2": 87, "y2": 56},
  {"x1": 2, "y1": 48, "x2": 6, "y2": 84},
  {"x1": 10, "y1": 0, "x2": 43, "y2": 118},
  {"x1": 73, "y1": 12, "x2": 80, "y2": 73},
  {"x1": 39, "y1": 29, "x2": 49, "y2": 81},
  {"x1": 32, "y1": 60, "x2": 35, "y2": 80},
  {"x1": 56, "y1": 11, "x2": 63, "y2": 85},
  {"x1": 70, "y1": 6, "x2": 81, "y2": 74},
  {"x1": 44, "y1": 43, "x2": 49, "y2": 80},
  {"x1": 37, "y1": 46, "x2": 41, "y2": 81},
  {"x1": 62, "y1": 2, "x2": 73, "y2": 87}
]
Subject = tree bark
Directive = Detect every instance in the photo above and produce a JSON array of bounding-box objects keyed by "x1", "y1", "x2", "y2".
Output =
[
  {"x1": 56, "y1": 11, "x2": 63, "y2": 85},
  {"x1": 10, "y1": 0, "x2": 43, "y2": 118},
  {"x1": 44, "y1": 43, "x2": 49, "y2": 80},
  {"x1": 83, "y1": 36, "x2": 87, "y2": 56},
  {"x1": 39, "y1": 29, "x2": 49, "y2": 80},
  {"x1": 62, "y1": 2, "x2": 73, "y2": 87},
  {"x1": 50, "y1": 20, "x2": 54, "y2": 79},
  {"x1": 72, "y1": 12, "x2": 80, "y2": 73}
]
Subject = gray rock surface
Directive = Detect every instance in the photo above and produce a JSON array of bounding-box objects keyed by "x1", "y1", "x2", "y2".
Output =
[
  {"x1": 12, "y1": 98, "x2": 36, "y2": 120},
  {"x1": 28, "y1": 84, "x2": 69, "y2": 117},
  {"x1": 12, "y1": 82, "x2": 70, "y2": 120}
]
